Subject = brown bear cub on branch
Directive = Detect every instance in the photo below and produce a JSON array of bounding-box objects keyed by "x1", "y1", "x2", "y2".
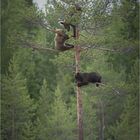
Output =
[
  {"x1": 54, "y1": 29, "x2": 74, "y2": 51},
  {"x1": 75, "y1": 72, "x2": 102, "y2": 87}
]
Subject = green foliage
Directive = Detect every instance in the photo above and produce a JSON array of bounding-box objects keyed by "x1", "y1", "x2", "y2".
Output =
[
  {"x1": 36, "y1": 81, "x2": 76, "y2": 140},
  {"x1": 119, "y1": 0, "x2": 139, "y2": 39},
  {"x1": 102, "y1": 0, "x2": 139, "y2": 75},
  {"x1": 83, "y1": 93, "x2": 98, "y2": 140},
  {"x1": 1, "y1": 0, "x2": 35, "y2": 73},
  {"x1": 1, "y1": 0, "x2": 139, "y2": 140},
  {"x1": 1, "y1": 58, "x2": 35, "y2": 140},
  {"x1": 52, "y1": 86, "x2": 76, "y2": 140},
  {"x1": 35, "y1": 79, "x2": 53, "y2": 140},
  {"x1": 115, "y1": 94, "x2": 139, "y2": 140},
  {"x1": 12, "y1": 48, "x2": 57, "y2": 99}
]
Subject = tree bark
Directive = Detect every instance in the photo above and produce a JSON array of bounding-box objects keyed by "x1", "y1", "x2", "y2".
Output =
[{"x1": 75, "y1": 27, "x2": 83, "y2": 140}]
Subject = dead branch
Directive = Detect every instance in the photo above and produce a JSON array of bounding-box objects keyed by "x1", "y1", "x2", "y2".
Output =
[
  {"x1": 96, "y1": 82, "x2": 121, "y2": 96},
  {"x1": 20, "y1": 40, "x2": 58, "y2": 52},
  {"x1": 82, "y1": 46, "x2": 121, "y2": 52}
]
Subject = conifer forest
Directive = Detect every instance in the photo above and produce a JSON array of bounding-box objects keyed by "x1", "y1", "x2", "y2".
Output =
[{"x1": 1, "y1": 0, "x2": 139, "y2": 140}]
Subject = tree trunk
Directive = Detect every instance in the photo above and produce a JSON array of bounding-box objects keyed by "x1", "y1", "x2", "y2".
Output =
[{"x1": 75, "y1": 27, "x2": 83, "y2": 140}]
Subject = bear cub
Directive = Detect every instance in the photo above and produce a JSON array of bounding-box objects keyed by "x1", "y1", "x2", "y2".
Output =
[
  {"x1": 54, "y1": 29, "x2": 74, "y2": 51},
  {"x1": 75, "y1": 72, "x2": 102, "y2": 87}
]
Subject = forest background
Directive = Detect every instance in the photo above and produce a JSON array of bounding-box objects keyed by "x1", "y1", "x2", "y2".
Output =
[{"x1": 1, "y1": 0, "x2": 139, "y2": 140}]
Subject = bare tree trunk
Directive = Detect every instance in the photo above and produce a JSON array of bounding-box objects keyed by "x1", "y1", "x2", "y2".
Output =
[
  {"x1": 76, "y1": 85, "x2": 83, "y2": 140},
  {"x1": 75, "y1": 27, "x2": 84, "y2": 140}
]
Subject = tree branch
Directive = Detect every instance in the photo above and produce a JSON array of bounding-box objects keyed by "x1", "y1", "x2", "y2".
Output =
[
  {"x1": 97, "y1": 82, "x2": 121, "y2": 96},
  {"x1": 82, "y1": 45, "x2": 121, "y2": 52},
  {"x1": 20, "y1": 40, "x2": 58, "y2": 52}
]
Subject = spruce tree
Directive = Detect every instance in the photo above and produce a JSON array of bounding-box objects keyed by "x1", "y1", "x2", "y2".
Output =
[
  {"x1": 49, "y1": 86, "x2": 76, "y2": 140},
  {"x1": 36, "y1": 79, "x2": 53, "y2": 140},
  {"x1": 1, "y1": 57, "x2": 34, "y2": 140}
]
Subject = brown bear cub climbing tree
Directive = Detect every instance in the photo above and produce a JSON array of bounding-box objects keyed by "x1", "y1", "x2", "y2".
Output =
[
  {"x1": 75, "y1": 72, "x2": 102, "y2": 87},
  {"x1": 54, "y1": 29, "x2": 74, "y2": 51}
]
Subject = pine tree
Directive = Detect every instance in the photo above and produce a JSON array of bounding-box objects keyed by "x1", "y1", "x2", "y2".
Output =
[
  {"x1": 113, "y1": 92, "x2": 139, "y2": 140},
  {"x1": 48, "y1": 86, "x2": 76, "y2": 140},
  {"x1": 1, "y1": 57, "x2": 35, "y2": 140},
  {"x1": 83, "y1": 93, "x2": 98, "y2": 140},
  {"x1": 36, "y1": 79, "x2": 53, "y2": 140}
]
